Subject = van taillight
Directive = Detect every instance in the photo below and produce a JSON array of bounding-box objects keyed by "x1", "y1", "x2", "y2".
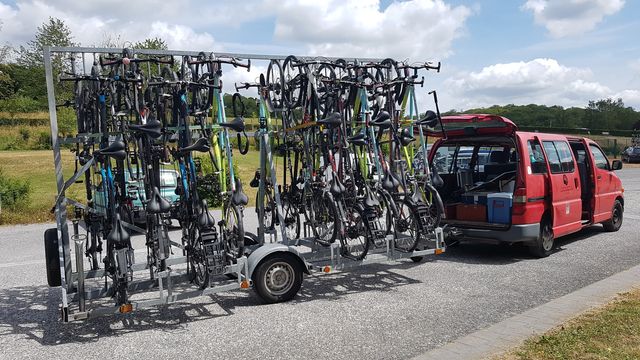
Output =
[{"x1": 513, "y1": 187, "x2": 527, "y2": 215}]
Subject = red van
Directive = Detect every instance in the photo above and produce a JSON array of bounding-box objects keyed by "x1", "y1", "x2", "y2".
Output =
[{"x1": 429, "y1": 114, "x2": 624, "y2": 257}]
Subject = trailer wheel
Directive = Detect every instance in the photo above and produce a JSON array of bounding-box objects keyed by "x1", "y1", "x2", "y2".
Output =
[
  {"x1": 253, "y1": 253, "x2": 303, "y2": 304},
  {"x1": 602, "y1": 199, "x2": 623, "y2": 232},
  {"x1": 44, "y1": 228, "x2": 62, "y2": 287}
]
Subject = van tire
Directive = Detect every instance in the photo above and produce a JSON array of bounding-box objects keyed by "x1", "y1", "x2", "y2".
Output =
[
  {"x1": 603, "y1": 200, "x2": 623, "y2": 232},
  {"x1": 530, "y1": 218, "x2": 554, "y2": 258}
]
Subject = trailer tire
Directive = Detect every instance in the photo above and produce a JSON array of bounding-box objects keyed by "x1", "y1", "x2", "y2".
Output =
[
  {"x1": 253, "y1": 253, "x2": 303, "y2": 304},
  {"x1": 44, "y1": 228, "x2": 62, "y2": 287}
]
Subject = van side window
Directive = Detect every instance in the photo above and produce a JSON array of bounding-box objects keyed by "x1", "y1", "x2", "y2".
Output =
[
  {"x1": 527, "y1": 140, "x2": 547, "y2": 174},
  {"x1": 554, "y1": 141, "x2": 575, "y2": 173},
  {"x1": 542, "y1": 141, "x2": 563, "y2": 173},
  {"x1": 589, "y1": 144, "x2": 610, "y2": 170}
]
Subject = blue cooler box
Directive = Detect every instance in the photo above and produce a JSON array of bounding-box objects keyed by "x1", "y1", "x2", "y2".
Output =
[{"x1": 487, "y1": 193, "x2": 512, "y2": 224}]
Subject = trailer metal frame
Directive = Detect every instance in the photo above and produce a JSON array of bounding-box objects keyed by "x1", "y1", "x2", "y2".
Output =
[{"x1": 44, "y1": 46, "x2": 443, "y2": 322}]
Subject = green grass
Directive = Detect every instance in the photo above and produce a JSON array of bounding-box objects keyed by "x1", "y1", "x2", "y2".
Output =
[
  {"x1": 498, "y1": 288, "x2": 640, "y2": 360},
  {"x1": 0, "y1": 149, "x2": 269, "y2": 225}
]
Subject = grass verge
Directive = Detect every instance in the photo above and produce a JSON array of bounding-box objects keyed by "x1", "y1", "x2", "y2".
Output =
[
  {"x1": 0, "y1": 149, "x2": 270, "y2": 225},
  {"x1": 497, "y1": 288, "x2": 640, "y2": 360}
]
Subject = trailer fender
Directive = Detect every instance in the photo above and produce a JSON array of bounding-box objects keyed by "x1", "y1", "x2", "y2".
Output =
[{"x1": 247, "y1": 243, "x2": 309, "y2": 279}]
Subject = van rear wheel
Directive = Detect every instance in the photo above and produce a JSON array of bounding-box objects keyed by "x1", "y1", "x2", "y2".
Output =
[
  {"x1": 603, "y1": 200, "x2": 623, "y2": 232},
  {"x1": 530, "y1": 218, "x2": 553, "y2": 258}
]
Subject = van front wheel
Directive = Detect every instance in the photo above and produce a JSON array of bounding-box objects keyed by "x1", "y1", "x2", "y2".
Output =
[
  {"x1": 603, "y1": 200, "x2": 623, "y2": 232},
  {"x1": 530, "y1": 218, "x2": 554, "y2": 258}
]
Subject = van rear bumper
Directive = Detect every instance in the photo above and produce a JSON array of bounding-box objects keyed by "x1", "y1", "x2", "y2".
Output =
[{"x1": 458, "y1": 223, "x2": 540, "y2": 243}]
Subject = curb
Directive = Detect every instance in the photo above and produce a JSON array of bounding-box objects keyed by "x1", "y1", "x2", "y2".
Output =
[{"x1": 412, "y1": 263, "x2": 640, "y2": 360}]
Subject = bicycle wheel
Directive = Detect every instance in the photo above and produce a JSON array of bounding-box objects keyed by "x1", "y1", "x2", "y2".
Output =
[
  {"x1": 281, "y1": 195, "x2": 300, "y2": 241},
  {"x1": 189, "y1": 223, "x2": 209, "y2": 289},
  {"x1": 424, "y1": 186, "x2": 443, "y2": 229},
  {"x1": 224, "y1": 202, "x2": 245, "y2": 259},
  {"x1": 394, "y1": 199, "x2": 420, "y2": 252},
  {"x1": 341, "y1": 205, "x2": 370, "y2": 260},
  {"x1": 310, "y1": 192, "x2": 339, "y2": 246},
  {"x1": 282, "y1": 55, "x2": 303, "y2": 109},
  {"x1": 256, "y1": 189, "x2": 275, "y2": 230},
  {"x1": 266, "y1": 59, "x2": 285, "y2": 111}
]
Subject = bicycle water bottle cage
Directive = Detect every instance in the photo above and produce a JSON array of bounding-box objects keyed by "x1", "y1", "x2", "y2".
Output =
[
  {"x1": 147, "y1": 186, "x2": 172, "y2": 213},
  {"x1": 220, "y1": 117, "x2": 245, "y2": 132},
  {"x1": 317, "y1": 112, "x2": 342, "y2": 128},
  {"x1": 371, "y1": 111, "x2": 392, "y2": 129},
  {"x1": 231, "y1": 177, "x2": 249, "y2": 206},
  {"x1": 418, "y1": 110, "x2": 439, "y2": 128},
  {"x1": 347, "y1": 132, "x2": 368, "y2": 146},
  {"x1": 129, "y1": 118, "x2": 162, "y2": 139},
  {"x1": 330, "y1": 176, "x2": 346, "y2": 196},
  {"x1": 95, "y1": 140, "x2": 127, "y2": 161},
  {"x1": 197, "y1": 200, "x2": 216, "y2": 229},
  {"x1": 398, "y1": 128, "x2": 415, "y2": 146},
  {"x1": 431, "y1": 166, "x2": 444, "y2": 189},
  {"x1": 107, "y1": 214, "x2": 131, "y2": 248},
  {"x1": 178, "y1": 137, "x2": 210, "y2": 154}
]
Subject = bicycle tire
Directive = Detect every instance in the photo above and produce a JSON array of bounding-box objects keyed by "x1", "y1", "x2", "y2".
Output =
[
  {"x1": 189, "y1": 222, "x2": 209, "y2": 289},
  {"x1": 266, "y1": 59, "x2": 285, "y2": 112},
  {"x1": 341, "y1": 205, "x2": 370, "y2": 260},
  {"x1": 224, "y1": 202, "x2": 245, "y2": 259},
  {"x1": 394, "y1": 198, "x2": 420, "y2": 252},
  {"x1": 310, "y1": 192, "x2": 339, "y2": 246}
]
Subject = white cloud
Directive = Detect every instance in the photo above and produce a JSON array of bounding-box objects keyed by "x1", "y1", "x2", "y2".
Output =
[
  {"x1": 523, "y1": 0, "x2": 625, "y2": 37},
  {"x1": 442, "y1": 58, "x2": 640, "y2": 109},
  {"x1": 270, "y1": 0, "x2": 471, "y2": 60}
]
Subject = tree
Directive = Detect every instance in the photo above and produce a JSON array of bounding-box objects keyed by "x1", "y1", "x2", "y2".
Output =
[
  {"x1": 0, "y1": 70, "x2": 15, "y2": 99},
  {"x1": 134, "y1": 37, "x2": 168, "y2": 50},
  {"x1": 17, "y1": 17, "x2": 76, "y2": 69}
]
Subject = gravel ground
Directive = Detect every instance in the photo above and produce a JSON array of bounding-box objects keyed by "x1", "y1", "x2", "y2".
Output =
[{"x1": 0, "y1": 169, "x2": 639, "y2": 360}]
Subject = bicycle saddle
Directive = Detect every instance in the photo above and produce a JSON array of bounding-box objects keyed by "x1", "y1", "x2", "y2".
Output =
[
  {"x1": 178, "y1": 137, "x2": 210, "y2": 154},
  {"x1": 418, "y1": 110, "x2": 439, "y2": 128},
  {"x1": 398, "y1": 128, "x2": 415, "y2": 146},
  {"x1": 147, "y1": 186, "x2": 172, "y2": 214},
  {"x1": 431, "y1": 166, "x2": 444, "y2": 189},
  {"x1": 381, "y1": 169, "x2": 401, "y2": 193},
  {"x1": 347, "y1": 132, "x2": 367, "y2": 146},
  {"x1": 330, "y1": 176, "x2": 346, "y2": 196},
  {"x1": 231, "y1": 177, "x2": 249, "y2": 206},
  {"x1": 220, "y1": 116, "x2": 245, "y2": 132},
  {"x1": 370, "y1": 111, "x2": 391, "y2": 129},
  {"x1": 363, "y1": 186, "x2": 380, "y2": 208},
  {"x1": 317, "y1": 112, "x2": 342, "y2": 128},
  {"x1": 95, "y1": 140, "x2": 127, "y2": 161},
  {"x1": 197, "y1": 200, "x2": 216, "y2": 229},
  {"x1": 107, "y1": 214, "x2": 131, "y2": 247},
  {"x1": 129, "y1": 118, "x2": 162, "y2": 139}
]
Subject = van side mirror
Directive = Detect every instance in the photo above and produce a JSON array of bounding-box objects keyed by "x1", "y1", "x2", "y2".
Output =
[{"x1": 611, "y1": 159, "x2": 623, "y2": 171}]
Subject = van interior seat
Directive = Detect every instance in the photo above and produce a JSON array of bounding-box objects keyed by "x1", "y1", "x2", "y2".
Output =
[
  {"x1": 576, "y1": 151, "x2": 590, "y2": 205},
  {"x1": 484, "y1": 150, "x2": 516, "y2": 180}
]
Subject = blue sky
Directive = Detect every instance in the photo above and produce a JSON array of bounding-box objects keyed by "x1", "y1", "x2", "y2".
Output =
[{"x1": 0, "y1": 0, "x2": 638, "y2": 111}]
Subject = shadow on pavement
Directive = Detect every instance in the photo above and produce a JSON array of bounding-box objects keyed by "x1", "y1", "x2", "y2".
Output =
[
  {"x1": 440, "y1": 224, "x2": 607, "y2": 265},
  {"x1": 0, "y1": 262, "x2": 420, "y2": 345}
]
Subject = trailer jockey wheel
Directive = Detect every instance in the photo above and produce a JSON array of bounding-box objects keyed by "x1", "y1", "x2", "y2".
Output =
[{"x1": 253, "y1": 253, "x2": 303, "y2": 304}]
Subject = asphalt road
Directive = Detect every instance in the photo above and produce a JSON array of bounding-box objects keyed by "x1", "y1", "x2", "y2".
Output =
[{"x1": 1, "y1": 169, "x2": 639, "y2": 360}]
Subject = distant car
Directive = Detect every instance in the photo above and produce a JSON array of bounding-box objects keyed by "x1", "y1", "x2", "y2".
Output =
[
  {"x1": 622, "y1": 147, "x2": 640, "y2": 163},
  {"x1": 93, "y1": 169, "x2": 180, "y2": 224}
]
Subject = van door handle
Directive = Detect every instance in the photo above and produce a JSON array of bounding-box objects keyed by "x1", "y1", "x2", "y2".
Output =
[
  {"x1": 574, "y1": 178, "x2": 579, "y2": 188},
  {"x1": 597, "y1": 175, "x2": 602, "y2": 180}
]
